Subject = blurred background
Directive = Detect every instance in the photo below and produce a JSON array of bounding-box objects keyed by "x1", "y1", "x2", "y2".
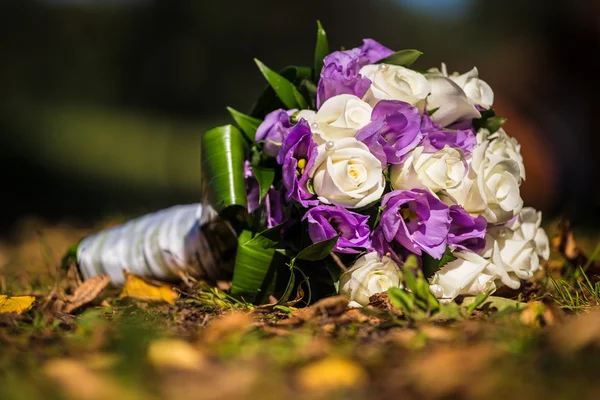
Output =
[{"x1": 1, "y1": 0, "x2": 599, "y2": 237}]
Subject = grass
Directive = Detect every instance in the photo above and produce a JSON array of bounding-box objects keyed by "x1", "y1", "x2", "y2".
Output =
[{"x1": 2, "y1": 218, "x2": 600, "y2": 400}]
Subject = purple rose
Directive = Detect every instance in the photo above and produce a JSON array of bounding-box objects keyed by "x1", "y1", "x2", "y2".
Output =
[
  {"x1": 356, "y1": 100, "x2": 422, "y2": 165},
  {"x1": 317, "y1": 39, "x2": 393, "y2": 108},
  {"x1": 379, "y1": 189, "x2": 451, "y2": 259},
  {"x1": 303, "y1": 205, "x2": 371, "y2": 254},
  {"x1": 244, "y1": 161, "x2": 286, "y2": 228},
  {"x1": 276, "y1": 119, "x2": 318, "y2": 207},
  {"x1": 255, "y1": 109, "x2": 296, "y2": 158},
  {"x1": 420, "y1": 113, "x2": 476, "y2": 154},
  {"x1": 448, "y1": 205, "x2": 487, "y2": 253}
]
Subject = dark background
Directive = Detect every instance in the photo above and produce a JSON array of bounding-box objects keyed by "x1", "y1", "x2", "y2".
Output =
[{"x1": 1, "y1": 0, "x2": 599, "y2": 235}]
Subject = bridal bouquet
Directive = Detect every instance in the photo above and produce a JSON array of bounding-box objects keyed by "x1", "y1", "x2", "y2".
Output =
[{"x1": 74, "y1": 23, "x2": 549, "y2": 307}]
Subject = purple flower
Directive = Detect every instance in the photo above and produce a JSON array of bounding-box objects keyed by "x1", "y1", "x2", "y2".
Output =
[
  {"x1": 255, "y1": 109, "x2": 296, "y2": 158},
  {"x1": 244, "y1": 161, "x2": 286, "y2": 228},
  {"x1": 303, "y1": 205, "x2": 371, "y2": 254},
  {"x1": 379, "y1": 189, "x2": 451, "y2": 259},
  {"x1": 420, "y1": 113, "x2": 477, "y2": 154},
  {"x1": 276, "y1": 119, "x2": 318, "y2": 207},
  {"x1": 359, "y1": 38, "x2": 395, "y2": 63},
  {"x1": 448, "y1": 205, "x2": 487, "y2": 253},
  {"x1": 356, "y1": 100, "x2": 422, "y2": 165},
  {"x1": 317, "y1": 39, "x2": 393, "y2": 108}
]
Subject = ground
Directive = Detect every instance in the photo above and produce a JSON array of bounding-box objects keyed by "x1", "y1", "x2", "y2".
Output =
[{"x1": 1, "y1": 217, "x2": 600, "y2": 400}]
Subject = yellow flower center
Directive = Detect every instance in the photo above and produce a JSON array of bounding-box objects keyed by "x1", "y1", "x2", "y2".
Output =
[
  {"x1": 297, "y1": 158, "x2": 307, "y2": 175},
  {"x1": 400, "y1": 205, "x2": 417, "y2": 222}
]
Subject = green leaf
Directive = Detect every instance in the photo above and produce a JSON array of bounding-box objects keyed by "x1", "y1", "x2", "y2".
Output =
[
  {"x1": 313, "y1": 20, "x2": 329, "y2": 82},
  {"x1": 227, "y1": 107, "x2": 262, "y2": 141},
  {"x1": 200, "y1": 125, "x2": 248, "y2": 212},
  {"x1": 377, "y1": 49, "x2": 423, "y2": 67},
  {"x1": 295, "y1": 235, "x2": 340, "y2": 261},
  {"x1": 427, "y1": 107, "x2": 439, "y2": 116},
  {"x1": 250, "y1": 65, "x2": 312, "y2": 118},
  {"x1": 439, "y1": 247, "x2": 457, "y2": 267},
  {"x1": 254, "y1": 59, "x2": 308, "y2": 110},
  {"x1": 461, "y1": 295, "x2": 520, "y2": 312},
  {"x1": 465, "y1": 290, "x2": 493, "y2": 315},
  {"x1": 230, "y1": 230, "x2": 288, "y2": 304},
  {"x1": 250, "y1": 165, "x2": 275, "y2": 204},
  {"x1": 388, "y1": 287, "x2": 414, "y2": 313},
  {"x1": 483, "y1": 116, "x2": 507, "y2": 133},
  {"x1": 422, "y1": 247, "x2": 456, "y2": 279}
]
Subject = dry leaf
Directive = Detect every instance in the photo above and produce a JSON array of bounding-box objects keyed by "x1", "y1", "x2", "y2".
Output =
[
  {"x1": 297, "y1": 357, "x2": 367, "y2": 393},
  {"x1": 202, "y1": 312, "x2": 254, "y2": 344},
  {"x1": 66, "y1": 259, "x2": 83, "y2": 293},
  {"x1": 0, "y1": 295, "x2": 35, "y2": 314},
  {"x1": 147, "y1": 339, "x2": 206, "y2": 370},
  {"x1": 119, "y1": 271, "x2": 178, "y2": 305},
  {"x1": 63, "y1": 274, "x2": 111, "y2": 313}
]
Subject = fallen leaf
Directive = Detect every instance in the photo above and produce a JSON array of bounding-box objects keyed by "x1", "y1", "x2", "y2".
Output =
[
  {"x1": 147, "y1": 339, "x2": 206, "y2": 370},
  {"x1": 66, "y1": 260, "x2": 83, "y2": 292},
  {"x1": 296, "y1": 357, "x2": 367, "y2": 393},
  {"x1": 519, "y1": 301, "x2": 564, "y2": 327},
  {"x1": 44, "y1": 359, "x2": 142, "y2": 400},
  {"x1": 202, "y1": 312, "x2": 254, "y2": 344},
  {"x1": 119, "y1": 271, "x2": 178, "y2": 305},
  {"x1": 0, "y1": 295, "x2": 35, "y2": 314},
  {"x1": 63, "y1": 274, "x2": 111, "y2": 313},
  {"x1": 295, "y1": 295, "x2": 349, "y2": 321}
]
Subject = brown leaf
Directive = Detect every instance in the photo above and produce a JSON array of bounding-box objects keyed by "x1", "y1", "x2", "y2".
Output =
[
  {"x1": 66, "y1": 259, "x2": 83, "y2": 293},
  {"x1": 296, "y1": 295, "x2": 349, "y2": 321},
  {"x1": 552, "y1": 219, "x2": 589, "y2": 268},
  {"x1": 63, "y1": 274, "x2": 111, "y2": 313}
]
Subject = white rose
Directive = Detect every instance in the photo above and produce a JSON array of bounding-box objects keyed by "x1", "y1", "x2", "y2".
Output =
[
  {"x1": 359, "y1": 64, "x2": 430, "y2": 109},
  {"x1": 478, "y1": 128, "x2": 526, "y2": 181},
  {"x1": 389, "y1": 145, "x2": 466, "y2": 193},
  {"x1": 308, "y1": 138, "x2": 385, "y2": 209},
  {"x1": 483, "y1": 207, "x2": 549, "y2": 285},
  {"x1": 442, "y1": 140, "x2": 523, "y2": 224},
  {"x1": 429, "y1": 250, "x2": 500, "y2": 302},
  {"x1": 296, "y1": 94, "x2": 372, "y2": 144},
  {"x1": 450, "y1": 67, "x2": 494, "y2": 110},
  {"x1": 425, "y1": 74, "x2": 481, "y2": 127},
  {"x1": 340, "y1": 252, "x2": 402, "y2": 307}
]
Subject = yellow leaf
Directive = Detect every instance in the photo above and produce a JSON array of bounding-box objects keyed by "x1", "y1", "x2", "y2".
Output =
[
  {"x1": 147, "y1": 339, "x2": 206, "y2": 370},
  {"x1": 0, "y1": 295, "x2": 35, "y2": 314},
  {"x1": 296, "y1": 357, "x2": 367, "y2": 393},
  {"x1": 119, "y1": 271, "x2": 178, "y2": 305}
]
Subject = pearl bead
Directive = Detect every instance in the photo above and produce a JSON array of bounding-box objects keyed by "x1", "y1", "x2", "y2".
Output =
[
  {"x1": 325, "y1": 141, "x2": 335, "y2": 151},
  {"x1": 378, "y1": 63, "x2": 388, "y2": 70},
  {"x1": 310, "y1": 122, "x2": 319, "y2": 130},
  {"x1": 430, "y1": 285, "x2": 443, "y2": 298}
]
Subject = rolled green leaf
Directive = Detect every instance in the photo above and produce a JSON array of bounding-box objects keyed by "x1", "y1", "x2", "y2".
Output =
[
  {"x1": 231, "y1": 230, "x2": 288, "y2": 304},
  {"x1": 377, "y1": 49, "x2": 423, "y2": 67},
  {"x1": 313, "y1": 20, "x2": 329, "y2": 82},
  {"x1": 200, "y1": 125, "x2": 248, "y2": 213},
  {"x1": 254, "y1": 59, "x2": 308, "y2": 110},
  {"x1": 227, "y1": 107, "x2": 262, "y2": 142}
]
